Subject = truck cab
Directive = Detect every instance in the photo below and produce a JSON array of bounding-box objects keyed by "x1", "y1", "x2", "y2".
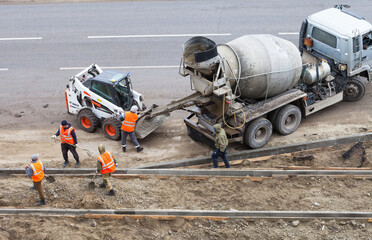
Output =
[{"x1": 300, "y1": 5, "x2": 372, "y2": 82}]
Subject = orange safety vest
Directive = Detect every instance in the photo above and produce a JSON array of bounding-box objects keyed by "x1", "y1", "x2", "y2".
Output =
[
  {"x1": 97, "y1": 152, "x2": 115, "y2": 174},
  {"x1": 121, "y1": 112, "x2": 138, "y2": 132},
  {"x1": 30, "y1": 160, "x2": 45, "y2": 182},
  {"x1": 59, "y1": 125, "x2": 75, "y2": 144}
]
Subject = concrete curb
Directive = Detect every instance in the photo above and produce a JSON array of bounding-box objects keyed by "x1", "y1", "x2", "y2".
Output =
[{"x1": 134, "y1": 132, "x2": 372, "y2": 169}]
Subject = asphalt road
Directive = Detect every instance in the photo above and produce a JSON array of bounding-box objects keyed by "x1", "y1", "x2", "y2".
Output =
[{"x1": 0, "y1": 0, "x2": 371, "y2": 128}]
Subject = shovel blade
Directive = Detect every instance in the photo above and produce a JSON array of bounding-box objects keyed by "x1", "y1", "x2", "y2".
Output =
[
  {"x1": 88, "y1": 181, "x2": 95, "y2": 190},
  {"x1": 46, "y1": 176, "x2": 55, "y2": 183}
]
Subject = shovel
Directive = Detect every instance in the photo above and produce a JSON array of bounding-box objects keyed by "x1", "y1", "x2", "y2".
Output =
[
  {"x1": 88, "y1": 172, "x2": 98, "y2": 190},
  {"x1": 53, "y1": 138, "x2": 93, "y2": 157},
  {"x1": 46, "y1": 175, "x2": 56, "y2": 183}
]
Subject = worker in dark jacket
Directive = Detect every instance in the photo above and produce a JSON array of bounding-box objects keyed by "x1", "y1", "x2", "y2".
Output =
[
  {"x1": 51, "y1": 120, "x2": 80, "y2": 168},
  {"x1": 25, "y1": 154, "x2": 46, "y2": 206},
  {"x1": 120, "y1": 105, "x2": 143, "y2": 153},
  {"x1": 211, "y1": 124, "x2": 231, "y2": 168}
]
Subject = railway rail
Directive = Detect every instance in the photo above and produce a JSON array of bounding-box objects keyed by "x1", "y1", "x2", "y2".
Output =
[
  {"x1": 1, "y1": 208, "x2": 372, "y2": 221},
  {"x1": 2, "y1": 167, "x2": 372, "y2": 178}
]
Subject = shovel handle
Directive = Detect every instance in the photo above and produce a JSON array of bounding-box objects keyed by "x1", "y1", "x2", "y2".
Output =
[{"x1": 91, "y1": 172, "x2": 98, "y2": 182}]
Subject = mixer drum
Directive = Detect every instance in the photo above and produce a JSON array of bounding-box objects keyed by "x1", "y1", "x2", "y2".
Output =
[{"x1": 217, "y1": 35, "x2": 302, "y2": 99}]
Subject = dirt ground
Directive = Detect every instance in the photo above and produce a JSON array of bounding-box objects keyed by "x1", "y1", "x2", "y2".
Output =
[{"x1": 1, "y1": 83, "x2": 372, "y2": 239}]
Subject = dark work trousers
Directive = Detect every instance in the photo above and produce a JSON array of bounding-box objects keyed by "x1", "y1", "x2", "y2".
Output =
[
  {"x1": 121, "y1": 130, "x2": 140, "y2": 148},
  {"x1": 211, "y1": 148, "x2": 231, "y2": 168},
  {"x1": 61, "y1": 143, "x2": 79, "y2": 162},
  {"x1": 34, "y1": 180, "x2": 45, "y2": 201}
]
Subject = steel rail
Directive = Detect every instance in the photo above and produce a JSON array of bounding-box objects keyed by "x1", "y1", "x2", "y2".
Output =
[
  {"x1": 1, "y1": 168, "x2": 372, "y2": 177},
  {"x1": 1, "y1": 208, "x2": 372, "y2": 220}
]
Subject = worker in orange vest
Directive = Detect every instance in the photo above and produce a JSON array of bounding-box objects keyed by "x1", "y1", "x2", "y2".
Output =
[
  {"x1": 120, "y1": 105, "x2": 143, "y2": 153},
  {"x1": 51, "y1": 120, "x2": 80, "y2": 168},
  {"x1": 25, "y1": 154, "x2": 46, "y2": 206},
  {"x1": 97, "y1": 144, "x2": 117, "y2": 196}
]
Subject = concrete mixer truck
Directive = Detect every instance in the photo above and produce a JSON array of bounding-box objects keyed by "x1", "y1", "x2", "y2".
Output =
[{"x1": 142, "y1": 5, "x2": 372, "y2": 149}]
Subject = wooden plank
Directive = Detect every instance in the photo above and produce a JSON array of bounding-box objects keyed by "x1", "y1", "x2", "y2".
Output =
[
  {"x1": 185, "y1": 159, "x2": 244, "y2": 169},
  {"x1": 220, "y1": 177, "x2": 244, "y2": 181},
  {"x1": 113, "y1": 175, "x2": 147, "y2": 179},
  {"x1": 246, "y1": 153, "x2": 292, "y2": 162},
  {"x1": 179, "y1": 176, "x2": 208, "y2": 180},
  {"x1": 201, "y1": 216, "x2": 229, "y2": 221}
]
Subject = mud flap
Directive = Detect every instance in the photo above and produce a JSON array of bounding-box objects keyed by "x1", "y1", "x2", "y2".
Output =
[{"x1": 184, "y1": 115, "x2": 215, "y2": 149}]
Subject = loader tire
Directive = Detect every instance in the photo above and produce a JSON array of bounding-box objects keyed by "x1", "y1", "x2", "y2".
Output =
[
  {"x1": 77, "y1": 109, "x2": 100, "y2": 133},
  {"x1": 244, "y1": 117, "x2": 272, "y2": 149},
  {"x1": 343, "y1": 77, "x2": 365, "y2": 102},
  {"x1": 102, "y1": 118, "x2": 122, "y2": 141},
  {"x1": 274, "y1": 104, "x2": 301, "y2": 135}
]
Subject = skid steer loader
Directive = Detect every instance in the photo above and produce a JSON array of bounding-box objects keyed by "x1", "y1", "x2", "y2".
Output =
[{"x1": 64, "y1": 64, "x2": 149, "y2": 140}]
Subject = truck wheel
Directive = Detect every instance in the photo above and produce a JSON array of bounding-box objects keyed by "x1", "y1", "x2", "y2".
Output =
[
  {"x1": 274, "y1": 104, "x2": 301, "y2": 135},
  {"x1": 343, "y1": 77, "x2": 366, "y2": 102},
  {"x1": 244, "y1": 117, "x2": 272, "y2": 149},
  {"x1": 267, "y1": 107, "x2": 281, "y2": 125},
  {"x1": 102, "y1": 118, "x2": 122, "y2": 141},
  {"x1": 77, "y1": 109, "x2": 100, "y2": 133}
]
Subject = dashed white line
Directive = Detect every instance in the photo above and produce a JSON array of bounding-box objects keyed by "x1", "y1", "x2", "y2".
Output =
[
  {"x1": 0, "y1": 37, "x2": 42, "y2": 41},
  {"x1": 60, "y1": 65, "x2": 179, "y2": 70},
  {"x1": 0, "y1": 68, "x2": 8, "y2": 71},
  {"x1": 88, "y1": 33, "x2": 231, "y2": 39},
  {"x1": 278, "y1": 32, "x2": 299, "y2": 35}
]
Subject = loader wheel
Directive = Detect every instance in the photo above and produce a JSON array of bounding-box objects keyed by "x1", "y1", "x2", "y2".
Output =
[
  {"x1": 274, "y1": 104, "x2": 301, "y2": 135},
  {"x1": 343, "y1": 77, "x2": 365, "y2": 102},
  {"x1": 77, "y1": 109, "x2": 100, "y2": 133},
  {"x1": 102, "y1": 118, "x2": 121, "y2": 141},
  {"x1": 244, "y1": 117, "x2": 272, "y2": 149}
]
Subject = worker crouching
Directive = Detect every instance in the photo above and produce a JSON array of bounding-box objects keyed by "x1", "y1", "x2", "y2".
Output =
[
  {"x1": 97, "y1": 144, "x2": 116, "y2": 196},
  {"x1": 25, "y1": 154, "x2": 46, "y2": 206}
]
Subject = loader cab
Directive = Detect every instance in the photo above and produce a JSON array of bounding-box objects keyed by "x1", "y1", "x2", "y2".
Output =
[
  {"x1": 84, "y1": 70, "x2": 133, "y2": 110},
  {"x1": 300, "y1": 6, "x2": 372, "y2": 80}
]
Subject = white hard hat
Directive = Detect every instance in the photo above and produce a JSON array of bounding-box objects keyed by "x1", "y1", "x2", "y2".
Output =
[{"x1": 130, "y1": 105, "x2": 138, "y2": 113}]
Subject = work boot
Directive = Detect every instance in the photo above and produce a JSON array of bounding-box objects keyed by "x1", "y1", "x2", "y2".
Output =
[
  {"x1": 30, "y1": 185, "x2": 35, "y2": 190},
  {"x1": 37, "y1": 199, "x2": 46, "y2": 206},
  {"x1": 107, "y1": 189, "x2": 115, "y2": 196},
  {"x1": 75, "y1": 161, "x2": 81, "y2": 168},
  {"x1": 136, "y1": 146, "x2": 143, "y2": 153},
  {"x1": 99, "y1": 183, "x2": 106, "y2": 188},
  {"x1": 122, "y1": 147, "x2": 126, "y2": 153},
  {"x1": 63, "y1": 161, "x2": 69, "y2": 168}
]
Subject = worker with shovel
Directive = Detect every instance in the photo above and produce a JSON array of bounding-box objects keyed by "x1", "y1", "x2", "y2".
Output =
[
  {"x1": 51, "y1": 120, "x2": 80, "y2": 168},
  {"x1": 25, "y1": 154, "x2": 46, "y2": 206},
  {"x1": 96, "y1": 144, "x2": 116, "y2": 196}
]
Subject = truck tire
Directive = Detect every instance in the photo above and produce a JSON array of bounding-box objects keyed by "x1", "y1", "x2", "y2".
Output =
[
  {"x1": 267, "y1": 107, "x2": 281, "y2": 125},
  {"x1": 102, "y1": 118, "x2": 122, "y2": 141},
  {"x1": 244, "y1": 117, "x2": 272, "y2": 149},
  {"x1": 343, "y1": 77, "x2": 366, "y2": 102},
  {"x1": 77, "y1": 109, "x2": 100, "y2": 133},
  {"x1": 274, "y1": 104, "x2": 301, "y2": 135}
]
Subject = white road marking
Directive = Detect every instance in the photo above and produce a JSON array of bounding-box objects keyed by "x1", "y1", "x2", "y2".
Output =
[
  {"x1": 60, "y1": 65, "x2": 179, "y2": 70},
  {"x1": 0, "y1": 37, "x2": 42, "y2": 41},
  {"x1": 0, "y1": 68, "x2": 8, "y2": 71},
  {"x1": 88, "y1": 33, "x2": 231, "y2": 39},
  {"x1": 278, "y1": 32, "x2": 299, "y2": 35}
]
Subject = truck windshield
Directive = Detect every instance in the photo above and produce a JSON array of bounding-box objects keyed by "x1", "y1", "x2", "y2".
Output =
[{"x1": 312, "y1": 27, "x2": 337, "y2": 48}]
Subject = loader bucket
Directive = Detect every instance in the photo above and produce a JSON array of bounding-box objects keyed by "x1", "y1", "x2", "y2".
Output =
[{"x1": 135, "y1": 114, "x2": 170, "y2": 139}]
